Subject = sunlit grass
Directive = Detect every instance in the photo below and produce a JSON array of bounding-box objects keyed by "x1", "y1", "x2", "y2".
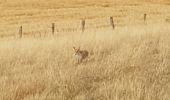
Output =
[{"x1": 0, "y1": 23, "x2": 170, "y2": 100}]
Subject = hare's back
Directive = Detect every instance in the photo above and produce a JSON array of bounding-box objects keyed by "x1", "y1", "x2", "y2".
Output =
[{"x1": 82, "y1": 50, "x2": 88, "y2": 58}]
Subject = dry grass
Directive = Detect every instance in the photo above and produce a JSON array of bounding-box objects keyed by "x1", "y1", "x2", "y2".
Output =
[
  {"x1": 0, "y1": 23, "x2": 170, "y2": 100},
  {"x1": 1, "y1": 0, "x2": 170, "y2": 37},
  {"x1": 0, "y1": 0, "x2": 170, "y2": 100}
]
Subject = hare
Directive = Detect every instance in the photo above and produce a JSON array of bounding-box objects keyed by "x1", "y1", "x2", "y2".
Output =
[{"x1": 73, "y1": 46, "x2": 89, "y2": 64}]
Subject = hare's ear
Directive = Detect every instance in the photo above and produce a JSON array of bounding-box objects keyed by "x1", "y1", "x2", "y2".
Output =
[
  {"x1": 78, "y1": 46, "x2": 80, "y2": 51},
  {"x1": 73, "y1": 47, "x2": 76, "y2": 51}
]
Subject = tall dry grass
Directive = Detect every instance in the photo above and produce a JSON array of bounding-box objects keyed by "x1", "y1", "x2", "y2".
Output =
[{"x1": 0, "y1": 23, "x2": 170, "y2": 100}]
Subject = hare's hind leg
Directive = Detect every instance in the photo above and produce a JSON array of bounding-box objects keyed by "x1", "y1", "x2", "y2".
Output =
[{"x1": 78, "y1": 58, "x2": 82, "y2": 64}]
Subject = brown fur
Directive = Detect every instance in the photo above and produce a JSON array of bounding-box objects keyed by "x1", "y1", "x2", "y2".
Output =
[{"x1": 73, "y1": 46, "x2": 89, "y2": 63}]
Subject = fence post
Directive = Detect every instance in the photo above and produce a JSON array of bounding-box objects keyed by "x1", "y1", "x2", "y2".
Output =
[
  {"x1": 110, "y1": 17, "x2": 115, "y2": 30},
  {"x1": 18, "y1": 26, "x2": 22, "y2": 38},
  {"x1": 52, "y1": 23, "x2": 55, "y2": 35},
  {"x1": 144, "y1": 13, "x2": 147, "y2": 22},
  {"x1": 82, "y1": 19, "x2": 85, "y2": 33}
]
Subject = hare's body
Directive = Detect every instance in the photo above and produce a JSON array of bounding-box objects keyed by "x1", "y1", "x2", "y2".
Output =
[{"x1": 73, "y1": 47, "x2": 88, "y2": 63}]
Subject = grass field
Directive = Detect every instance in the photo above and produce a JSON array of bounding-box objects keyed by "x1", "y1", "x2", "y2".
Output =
[{"x1": 0, "y1": 0, "x2": 170, "y2": 100}]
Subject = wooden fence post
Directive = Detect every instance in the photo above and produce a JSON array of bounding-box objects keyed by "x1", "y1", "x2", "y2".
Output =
[
  {"x1": 18, "y1": 26, "x2": 22, "y2": 38},
  {"x1": 144, "y1": 13, "x2": 147, "y2": 22},
  {"x1": 52, "y1": 23, "x2": 55, "y2": 35},
  {"x1": 82, "y1": 19, "x2": 85, "y2": 33},
  {"x1": 110, "y1": 17, "x2": 115, "y2": 30}
]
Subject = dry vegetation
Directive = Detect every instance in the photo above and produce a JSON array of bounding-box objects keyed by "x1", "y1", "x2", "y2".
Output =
[{"x1": 0, "y1": 0, "x2": 170, "y2": 100}]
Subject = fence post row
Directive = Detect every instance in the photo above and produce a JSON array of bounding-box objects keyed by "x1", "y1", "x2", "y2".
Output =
[
  {"x1": 82, "y1": 19, "x2": 85, "y2": 33},
  {"x1": 19, "y1": 26, "x2": 22, "y2": 38},
  {"x1": 52, "y1": 23, "x2": 55, "y2": 35},
  {"x1": 110, "y1": 17, "x2": 115, "y2": 30},
  {"x1": 15, "y1": 15, "x2": 151, "y2": 38}
]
